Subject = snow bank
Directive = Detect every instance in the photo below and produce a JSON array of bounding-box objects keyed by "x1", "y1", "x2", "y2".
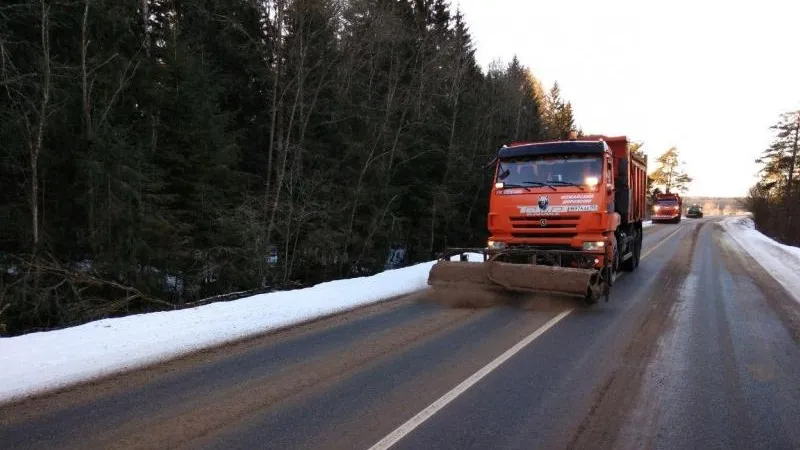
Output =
[
  {"x1": 0, "y1": 252, "x2": 485, "y2": 404},
  {"x1": 643, "y1": 220, "x2": 654, "y2": 228},
  {"x1": 721, "y1": 216, "x2": 800, "y2": 304}
]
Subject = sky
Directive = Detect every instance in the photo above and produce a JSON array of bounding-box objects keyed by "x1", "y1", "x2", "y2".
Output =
[{"x1": 455, "y1": 0, "x2": 800, "y2": 197}]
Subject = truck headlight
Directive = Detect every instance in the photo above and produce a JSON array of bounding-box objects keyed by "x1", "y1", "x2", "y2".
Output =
[
  {"x1": 582, "y1": 241, "x2": 605, "y2": 251},
  {"x1": 488, "y1": 240, "x2": 506, "y2": 250}
]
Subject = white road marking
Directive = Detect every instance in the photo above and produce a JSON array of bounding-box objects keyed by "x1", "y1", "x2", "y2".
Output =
[
  {"x1": 367, "y1": 309, "x2": 572, "y2": 450},
  {"x1": 368, "y1": 223, "x2": 685, "y2": 450},
  {"x1": 616, "y1": 224, "x2": 682, "y2": 283},
  {"x1": 642, "y1": 225, "x2": 683, "y2": 260}
]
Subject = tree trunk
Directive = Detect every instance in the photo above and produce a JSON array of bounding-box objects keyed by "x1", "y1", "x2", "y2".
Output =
[
  {"x1": 81, "y1": 0, "x2": 92, "y2": 141},
  {"x1": 264, "y1": 0, "x2": 284, "y2": 229},
  {"x1": 31, "y1": 0, "x2": 52, "y2": 250},
  {"x1": 266, "y1": 13, "x2": 311, "y2": 275},
  {"x1": 783, "y1": 113, "x2": 799, "y2": 238}
]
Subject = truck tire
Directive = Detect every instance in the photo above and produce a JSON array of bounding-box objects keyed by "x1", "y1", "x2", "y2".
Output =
[
  {"x1": 607, "y1": 247, "x2": 619, "y2": 285},
  {"x1": 620, "y1": 229, "x2": 641, "y2": 272}
]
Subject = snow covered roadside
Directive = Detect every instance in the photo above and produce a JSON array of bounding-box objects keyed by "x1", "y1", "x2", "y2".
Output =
[
  {"x1": 0, "y1": 252, "x2": 485, "y2": 404},
  {"x1": 721, "y1": 215, "x2": 800, "y2": 305},
  {"x1": 643, "y1": 220, "x2": 654, "y2": 228}
]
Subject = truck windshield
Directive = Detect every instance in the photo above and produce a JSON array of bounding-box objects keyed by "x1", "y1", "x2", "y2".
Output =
[
  {"x1": 658, "y1": 200, "x2": 678, "y2": 206},
  {"x1": 497, "y1": 155, "x2": 602, "y2": 187}
]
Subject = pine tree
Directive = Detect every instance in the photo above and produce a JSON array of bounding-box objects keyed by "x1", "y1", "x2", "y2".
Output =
[
  {"x1": 756, "y1": 110, "x2": 800, "y2": 197},
  {"x1": 750, "y1": 110, "x2": 800, "y2": 244},
  {"x1": 650, "y1": 147, "x2": 692, "y2": 193},
  {"x1": 542, "y1": 81, "x2": 575, "y2": 139},
  {"x1": 630, "y1": 141, "x2": 646, "y2": 159}
]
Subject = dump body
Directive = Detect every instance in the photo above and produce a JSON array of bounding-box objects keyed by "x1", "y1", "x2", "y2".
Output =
[
  {"x1": 652, "y1": 192, "x2": 682, "y2": 223},
  {"x1": 428, "y1": 134, "x2": 648, "y2": 304}
]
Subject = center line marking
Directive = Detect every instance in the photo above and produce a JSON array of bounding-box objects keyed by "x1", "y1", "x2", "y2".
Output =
[
  {"x1": 368, "y1": 223, "x2": 685, "y2": 450},
  {"x1": 641, "y1": 225, "x2": 683, "y2": 260}
]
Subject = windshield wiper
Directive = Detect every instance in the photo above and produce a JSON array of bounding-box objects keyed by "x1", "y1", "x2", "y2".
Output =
[
  {"x1": 522, "y1": 181, "x2": 557, "y2": 191},
  {"x1": 499, "y1": 183, "x2": 531, "y2": 192},
  {"x1": 544, "y1": 180, "x2": 586, "y2": 191}
]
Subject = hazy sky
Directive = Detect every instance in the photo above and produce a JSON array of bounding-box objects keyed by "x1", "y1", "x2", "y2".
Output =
[{"x1": 455, "y1": 0, "x2": 800, "y2": 197}]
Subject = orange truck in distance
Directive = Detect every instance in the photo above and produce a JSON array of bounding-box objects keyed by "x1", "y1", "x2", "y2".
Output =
[
  {"x1": 428, "y1": 133, "x2": 648, "y2": 304},
  {"x1": 651, "y1": 192, "x2": 682, "y2": 223}
]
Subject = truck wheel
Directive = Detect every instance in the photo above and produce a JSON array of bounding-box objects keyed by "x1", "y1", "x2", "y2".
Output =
[
  {"x1": 607, "y1": 249, "x2": 619, "y2": 286},
  {"x1": 620, "y1": 230, "x2": 641, "y2": 272},
  {"x1": 584, "y1": 275, "x2": 600, "y2": 305}
]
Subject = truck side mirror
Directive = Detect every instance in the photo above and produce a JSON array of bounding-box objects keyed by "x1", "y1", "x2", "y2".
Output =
[{"x1": 606, "y1": 183, "x2": 614, "y2": 194}]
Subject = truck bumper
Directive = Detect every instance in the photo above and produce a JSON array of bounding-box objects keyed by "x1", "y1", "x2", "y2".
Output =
[{"x1": 651, "y1": 214, "x2": 680, "y2": 220}]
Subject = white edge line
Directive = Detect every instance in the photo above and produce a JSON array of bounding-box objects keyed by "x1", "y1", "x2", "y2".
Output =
[
  {"x1": 368, "y1": 222, "x2": 685, "y2": 450},
  {"x1": 367, "y1": 309, "x2": 573, "y2": 450}
]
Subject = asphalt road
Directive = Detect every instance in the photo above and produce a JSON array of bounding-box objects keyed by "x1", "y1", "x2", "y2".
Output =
[{"x1": 2, "y1": 217, "x2": 800, "y2": 450}]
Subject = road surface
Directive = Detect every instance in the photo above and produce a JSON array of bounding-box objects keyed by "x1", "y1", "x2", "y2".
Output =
[{"x1": 3, "y1": 217, "x2": 800, "y2": 449}]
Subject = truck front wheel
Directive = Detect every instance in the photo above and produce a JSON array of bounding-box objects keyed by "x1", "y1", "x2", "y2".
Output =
[
  {"x1": 607, "y1": 247, "x2": 619, "y2": 286},
  {"x1": 620, "y1": 229, "x2": 641, "y2": 272}
]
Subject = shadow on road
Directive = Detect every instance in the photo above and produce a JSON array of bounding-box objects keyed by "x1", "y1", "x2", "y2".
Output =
[{"x1": 422, "y1": 287, "x2": 580, "y2": 312}]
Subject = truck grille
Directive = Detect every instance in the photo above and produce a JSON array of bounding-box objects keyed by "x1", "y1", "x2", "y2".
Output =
[{"x1": 509, "y1": 215, "x2": 579, "y2": 239}]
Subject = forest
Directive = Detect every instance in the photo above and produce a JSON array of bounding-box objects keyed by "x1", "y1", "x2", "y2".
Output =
[
  {"x1": 747, "y1": 110, "x2": 800, "y2": 247},
  {"x1": 0, "y1": 0, "x2": 578, "y2": 335}
]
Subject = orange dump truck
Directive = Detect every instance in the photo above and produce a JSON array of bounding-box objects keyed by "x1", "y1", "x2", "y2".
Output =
[
  {"x1": 651, "y1": 192, "x2": 682, "y2": 223},
  {"x1": 428, "y1": 133, "x2": 647, "y2": 304}
]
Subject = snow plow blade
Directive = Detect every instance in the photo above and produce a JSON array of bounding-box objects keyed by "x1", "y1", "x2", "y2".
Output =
[{"x1": 427, "y1": 260, "x2": 597, "y2": 299}]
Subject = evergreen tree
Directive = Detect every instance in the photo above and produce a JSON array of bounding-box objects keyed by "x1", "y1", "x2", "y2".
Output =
[
  {"x1": 0, "y1": 0, "x2": 583, "y2": 335},
  {"x1": 542, "y1": 81, "x2": 575, "y2": 139},
  {"x1": 748, "y1": 110, "x2": 800, "y2": 245},
  {"x1": 756, "y1": 111, "x2": 800, "y2": 197},
  {"x1": 650, "y1": 147, "x2": 692, "y2": 193}
]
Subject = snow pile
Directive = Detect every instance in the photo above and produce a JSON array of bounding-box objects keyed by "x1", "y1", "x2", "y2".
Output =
[
  {"x1": 0, "y1": 252, "x2": 485, "y2": 404},
  {"x1": 722, "y1": 215, "x2": 800, "y2": 304},
  {"x1": 643, "y1": 220, "x2": 654, "y2": 228}
]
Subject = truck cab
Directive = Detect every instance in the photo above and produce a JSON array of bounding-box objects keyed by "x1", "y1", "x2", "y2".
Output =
[
  {"x1": 486, "y1": 135, "x2": 646, "y2": 274},
  {"x1": 652, "y1": 193, "x2": 682, "y2": 223}
]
